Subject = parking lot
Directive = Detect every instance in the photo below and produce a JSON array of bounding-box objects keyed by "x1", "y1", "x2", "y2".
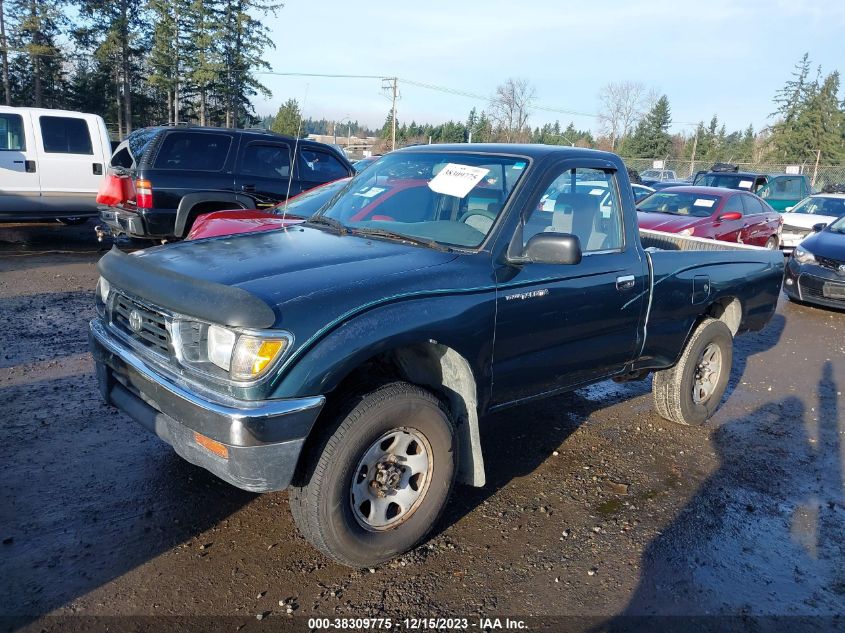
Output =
[{"x1": 2, "y1": 221, "x2": 844, "y2": 629}]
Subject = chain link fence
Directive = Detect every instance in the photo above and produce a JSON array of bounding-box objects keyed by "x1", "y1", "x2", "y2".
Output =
[{"x1": 625, "y1": 158, "x2": 845, "y2": 190}]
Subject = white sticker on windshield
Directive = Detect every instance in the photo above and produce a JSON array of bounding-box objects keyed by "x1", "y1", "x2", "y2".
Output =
[
  {"x1": 353, "y1": 187, "x2": 385, "y2": 198},
  {"x1": 589, "y1": 188, "x2": 605, "y2": 196},
  {"x1": 694, "y1": 198, "x2": 716, "y2": 207},
  {"x1": 428, "y1": 163, "x2": 490, "y2": 198},
  {"x1": 738, "y1": 180, "x2": 753, "y2": 189}
]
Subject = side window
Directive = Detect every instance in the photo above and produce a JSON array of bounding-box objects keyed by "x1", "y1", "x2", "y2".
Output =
[
  {"x1": 297, "y1": 148, "x2": 349, "y2": 181},
  {"x1": 39, "y1": 116, "x2": 93, "y2": 154},
  {"x1": 741, "y1": 195, "x2": 764, "y2": 215},
  {"x1": 110, "y1": 146, "x2": 133, "y2": 169},
  {"x1": 722, "y1": 195, "x2": 743, "y2": 214},
  {"x1": 0, "y1": 114, "x2": 25, "y2": 150},
  {"x1": 153, "y1": 132, "x2": 232, "y2": 171},
  {"x1": 240, "y1": 143, "x2": 291, "y2": 179},
  {"x1": 775, "y1": 177, "x2": 802, "y2": 196},
  {"x1": 524, "y1": 167, "x2": 623, "y2": 253}
]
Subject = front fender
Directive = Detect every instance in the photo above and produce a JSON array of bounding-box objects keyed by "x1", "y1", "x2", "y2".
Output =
[{"x1": 269, "y1": 291, "x2": 496, "y2": 407}]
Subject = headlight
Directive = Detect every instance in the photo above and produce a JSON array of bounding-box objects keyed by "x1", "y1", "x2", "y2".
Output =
[
  {"x1": 96, "y1": 277, "x2": 111, "y2": 315},
  {"x1": 98, "y1": 277, "x2": 111, "y2": 302},
  {"x1": 207, "y1": 325, "x2": 237, "y2": 371},
  {"x1": 230, "y1": 335, "x2": 290, "y2": 380},
  {"x1": 173, "y1": 321, "x2": 292, "y2": 382},
  {"x1": 679, "y1": 227, "x2": 694, "y2": 236},
  {"x1": 793, "y1": 247, "x2": 816, "y2": 264}
]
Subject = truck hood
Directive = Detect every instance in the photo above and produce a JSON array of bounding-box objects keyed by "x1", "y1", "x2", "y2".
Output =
[
  {"x1": 636, "y1": 211, "x2": 705, "y2": 233},
  {"x1": 131, "y1": 226, "x2": 461, "y2": 327}
]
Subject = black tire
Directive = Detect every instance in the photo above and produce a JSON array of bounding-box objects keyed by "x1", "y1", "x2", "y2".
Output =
[
  {"x1": 57, "y1": 217, "x2": 88, "y2": 226},
  {"x1": 652, "y1": 318, "x2": 733, "y2": 426},
  {"x1": 765, "y1": 235, "x2": 778, "y2": 250},
  {"x1": 290, "y1": 382, "x2": 457, "y2": 567}
]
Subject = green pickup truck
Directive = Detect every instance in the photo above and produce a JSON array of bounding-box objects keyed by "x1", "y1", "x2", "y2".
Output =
[{"x1": 693, "y1": 169, "x2": 813, "y2": 212}]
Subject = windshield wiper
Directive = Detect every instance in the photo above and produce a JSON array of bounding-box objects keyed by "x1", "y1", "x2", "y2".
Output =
[
  {"x1": 351, "y1": 227, "x2": 452, "y2": 252},
  {"x1": 305, "y1": 215, "x2": 348, "y2": 234}
]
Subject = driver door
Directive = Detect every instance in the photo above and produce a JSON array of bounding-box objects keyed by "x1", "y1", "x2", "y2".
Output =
[{"x1": 491, "y1": 160, "x2": 648, "y2": 407}]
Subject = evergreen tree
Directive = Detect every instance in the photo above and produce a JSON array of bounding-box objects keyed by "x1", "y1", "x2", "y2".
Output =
[
  {"x1": 218, "y1": 0, "x2": 282, "y2": 127},
  {"x1": 623, "y1": 95, "x2": 672, "y2": 158},
  {"x1": 270, "y1": 98, "x2": 302, "y2": 136},
  {"x1": 5, "y1": 0, "x2": 66, "y2": 107}
]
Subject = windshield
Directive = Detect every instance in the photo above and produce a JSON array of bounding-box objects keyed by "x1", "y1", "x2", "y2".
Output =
[
  {"x1": 693, "y1": 173, "x2": 757, "y2": 191},
  {"x1": 789, "y1": 196, "x2": 845, "y2": 217},
  {"x1": 637, "y1": 191, "x2": 721, "y2": 218},
  {"x1": 271, "y1": 178, "x2": 350, "y2": 216},
  {"x1": 826, "y1": 215, "x2": 845, "y2": 233},
  {"x1": 313, "y1": 151, "x2": 528, "y2": 248}
]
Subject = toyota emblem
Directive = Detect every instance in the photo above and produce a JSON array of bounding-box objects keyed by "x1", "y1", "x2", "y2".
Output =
[{"x1": 128, "y1": 309, "x2": 143, "y2": 332}]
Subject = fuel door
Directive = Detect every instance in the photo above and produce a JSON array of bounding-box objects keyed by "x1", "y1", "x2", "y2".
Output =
[{"x1": 693, "y1": 275, "x2": 711, "y2": 304}]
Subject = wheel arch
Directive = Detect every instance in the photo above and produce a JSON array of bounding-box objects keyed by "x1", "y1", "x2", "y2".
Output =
[
  {"x1": 174, "y1": 192, "x2": 254, "y2": 237},
  {"x1": 305, "y1": 341, "x2": 486, "y2": 488}
]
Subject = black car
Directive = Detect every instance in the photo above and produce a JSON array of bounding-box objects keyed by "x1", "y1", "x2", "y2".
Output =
[
  {"x1": 784, "y1": 215, "x2": 845, "y2": 309},
  {"x1": 97, "y1": 126, "x2": 354, "y2": 240}
]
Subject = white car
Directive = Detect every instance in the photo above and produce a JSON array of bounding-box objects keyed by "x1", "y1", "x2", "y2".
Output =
[
  {"x1": 0, "y1": 106, "x2": 112, "y2": 225},
  {"x1": 780, "y1": 193, "x2": 845, "y2": 251}
]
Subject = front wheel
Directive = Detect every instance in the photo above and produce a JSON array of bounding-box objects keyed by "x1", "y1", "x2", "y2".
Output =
[
  {"x1": 652, "y1": 318, "x2": 733, "y2": 426},
  {"x1": 290, "y1": 382, "x2": 456, "y2": 567}
]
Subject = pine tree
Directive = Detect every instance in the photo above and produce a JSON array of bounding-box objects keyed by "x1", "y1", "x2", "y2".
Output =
[
  {"x1": 184, "y1": 0, "x2": 220, "y2": 125},
  {"x1": 623, "y1": 95, "x2": 672, "y2": 158},
  {"x1": 218, "y1": 0, "x2": 282, "y2": 127},
  {"x1": 6, "y1": 0, "x2": 66, "y2": 107},
  {"x1": 77, "y1": 0, "x2": 146, "y2": 133},
  {"x1": 270, "y1": 98, "x2": 302, "y2": 137}
]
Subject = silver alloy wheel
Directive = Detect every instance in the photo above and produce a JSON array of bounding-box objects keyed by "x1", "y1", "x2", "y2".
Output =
[
  {"x1": 766, "y1": 236, "x2": 778, "y2": 249},
  {"x1": 350, "y1": 428, "x2": 433, "y2": 531},
  {"x1": 692, "y1": 342, "x2": 723, "y2": 404}
]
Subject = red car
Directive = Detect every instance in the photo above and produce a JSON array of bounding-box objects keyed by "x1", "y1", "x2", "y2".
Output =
[
  {"x1": 636, "y1": 186, "x2": 783, "y2": 248},
  {"x1": 187, "y1": 177, "x2": 352, "y2": 240},
  {"x1": 188, "y1": 176, "x2": 458, "y2": 239}
]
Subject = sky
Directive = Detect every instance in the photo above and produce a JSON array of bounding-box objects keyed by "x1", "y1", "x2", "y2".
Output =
[{"x1": 256, "y1": 0, "x2": 845, "y2": 137}]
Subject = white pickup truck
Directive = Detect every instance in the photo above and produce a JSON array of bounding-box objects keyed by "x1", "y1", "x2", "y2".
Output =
[{"x1": 0, "y1": 106, "x2": 112, "y2": 225}]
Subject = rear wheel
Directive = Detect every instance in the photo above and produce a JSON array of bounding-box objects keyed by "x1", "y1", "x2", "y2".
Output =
[
  {"x1": 290, "y1": 382, "x2": 457, "y2": 567},
  {"x1": 765, "y1": 235, "x2": 778, "y2": 249},
  {"x1": 57, "y1": 217, "x2": 88, "y2": 226},
  {"x1": 652, "y1": 318, "x2": 733, "y2": 426}
]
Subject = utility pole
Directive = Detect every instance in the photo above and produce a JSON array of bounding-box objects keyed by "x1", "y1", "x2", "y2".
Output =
[
  {"x1": 381, "y1": 77, "x2": 398, "y2": 151},
  {"x1": 812, "y1": 149, "x2": 821, "y2": 187},
  {"x1": 689, "y1": 127, "x2": 699, "y2": 178},
  {"x1": 0, "y1": 0, "x2": 10, "y2": 105}
]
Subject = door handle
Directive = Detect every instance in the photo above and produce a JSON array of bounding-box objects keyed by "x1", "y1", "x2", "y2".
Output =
[
  {"x1": 12, "y1": 160, "x2": 23, "y2": 164},
  {"x1": 241, "y1": 184, "x2": 256, "y2": 192},
  {"x1": 616, "y1": 275, "x2": 636, "y2": 291}
]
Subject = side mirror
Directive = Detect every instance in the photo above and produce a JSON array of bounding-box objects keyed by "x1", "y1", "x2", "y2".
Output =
[
  {"x1": 812, "y1": 222, "x2": 827, "y2": 232},
  {"x1": 511, "y1": 232, "x2": 582, "y2": 265},
  {"x1": 718, "y1": 211, "x2": 743, "y2": 221}
]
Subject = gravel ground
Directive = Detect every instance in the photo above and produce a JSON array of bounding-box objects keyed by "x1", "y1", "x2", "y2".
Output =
[{"x1": 1, "y1": 221, "x2": 844, "y2": 632}]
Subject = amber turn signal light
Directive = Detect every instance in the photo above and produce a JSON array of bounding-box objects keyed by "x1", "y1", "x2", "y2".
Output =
[{"x1": 193, "y1": 432, "x2": 229, "y2": 459}]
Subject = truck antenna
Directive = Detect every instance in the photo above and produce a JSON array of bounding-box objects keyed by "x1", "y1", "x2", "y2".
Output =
[{"x1": 282, "y1": 83, "x2": 309, "y2": 225}]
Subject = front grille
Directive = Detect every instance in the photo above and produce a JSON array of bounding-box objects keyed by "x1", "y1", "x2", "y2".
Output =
[
  {"x1": 111, "y1": 293, "x2": 171, "y2": 355},
  {"x1": 816, "y1": 255, "x2": 845, "y2": 272},
  {"x1": 782, "y1": 223, "x2": 810, "y2": 234},
  {"x1": 798, "y1": 274, "x2": 845, "y2": 303}
]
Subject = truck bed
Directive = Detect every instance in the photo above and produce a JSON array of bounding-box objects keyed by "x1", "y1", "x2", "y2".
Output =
[{"x1": 635, "y1": 229, "x2": 784, "y2": 370}]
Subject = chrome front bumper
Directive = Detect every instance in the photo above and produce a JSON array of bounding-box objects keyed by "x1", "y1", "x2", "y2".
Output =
[{"x1": 89, "y1": 318, "x2": 325, "y2": 492}]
